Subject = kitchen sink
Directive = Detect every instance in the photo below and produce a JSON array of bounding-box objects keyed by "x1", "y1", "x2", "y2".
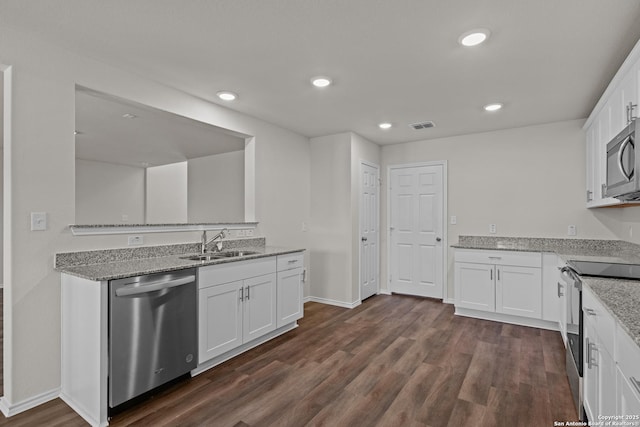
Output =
[{"x1": 181, "y1": 250, "x2": 259, "y2": 261}]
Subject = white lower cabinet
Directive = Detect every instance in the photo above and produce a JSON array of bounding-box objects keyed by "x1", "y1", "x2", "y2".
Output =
[
  {"x1": 616, "y1": 321, "x2": 640, "y2": 418},
  {"x1": 276, "y1": 253, "x2": 304, "y2": 328},
  {"x1": 198, "y1": 257, "x2": 277, "y2": 363},
  {"x1": 454, "y1": 249, "x2": 542, "y2": 321},
  {"x1": 583, "y1": 285, "x2": 637, "y2": 421},
  {"x1": 197, "y1": 252, "x2": 305, "y2": 365}
]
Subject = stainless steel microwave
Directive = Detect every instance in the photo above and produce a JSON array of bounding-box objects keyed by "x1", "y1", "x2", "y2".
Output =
[{"x1": 605, "y1": 120, "x2": 638, "y2": 200}]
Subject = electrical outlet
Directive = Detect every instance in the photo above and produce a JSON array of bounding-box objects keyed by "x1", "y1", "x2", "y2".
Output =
[
  {"x1": 236, "y1": 229, "x2": 246, "y2": 237},
  {"x1": 245, "y1": 229, "x2": 254, "y2": 237},
  {"x1": 301, "y1": 222, "x2": 308, "y2": 232},
  {"x1": 31, "y1": 212, "x2": 47, "y2": 231},
  {"x1": 121, "y1": 214, "x2": 128, "y2": 222},
  {"x1": 128, "y1": 235, "x2": 143, "y2": 246},
  {"x1": 489, "y1": 224, "x2": 497, "y2": 234},
  {"x1": 567, "y1": 225, "x2": 577, "y2": 236},
  {"x1": 450, "y1": 216, "x2": 457, "y2": 225}
]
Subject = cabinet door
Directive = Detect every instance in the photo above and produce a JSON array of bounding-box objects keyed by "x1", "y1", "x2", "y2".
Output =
[
  {"x1": 542, "y1": 253, "x2": 559, "y2": 322},
  {"x1": 277, "y1": 267, "x2": 303, "y2": 328},
  {"x1": 617, "y1": 367, "x2": 640, "y2": 417},
  {"x1": 198, "y1": 280, "x2": 243, "y2": 363},
  {"x1": 495, "y1": 265, "x2": 542, "y2": 319},
  {"x1": 583, "y1": 318, "x2": 598, "y2": 421},
  {"x1": 454, "y1": 262, "x2": 495, "y2": 312},
  {"x1": 243, "y1": 273, "x2": 277, "y2": 343},
  {"x1": 586, "y1": 122, "x2": 598, "y2": 205},
  {"x1": 599, "y1": 346, "x2": 616, "y2": 418}
]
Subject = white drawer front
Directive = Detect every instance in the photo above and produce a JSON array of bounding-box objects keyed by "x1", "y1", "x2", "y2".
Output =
[
  {"x1": 198, "y1": 257, "x2": 276, "y2": 289},
  {"x1": 616, "y1": 325, "x2": 640, "y2": 398},
  {"x1": 583, "y1": 287, "x2": 615, "y2": 354},
  {"x1": 277, "y1": 252, "x2": 304, "y2": 271},
  {"x1": 454, "y1": 249, "x2": 541, "y2": 268}
]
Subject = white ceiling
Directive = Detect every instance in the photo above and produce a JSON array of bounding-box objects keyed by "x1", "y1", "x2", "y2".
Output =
[
  {"x1": 3, "y1": 0, "x2": 640, "y2": 145},
  {"x1": 75, "y1": 88, "x2": 246, "y2": 168}
]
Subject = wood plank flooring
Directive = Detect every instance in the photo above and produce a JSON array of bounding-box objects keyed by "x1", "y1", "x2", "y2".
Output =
[{"x1": 0, "y1": 294, "x2": 577, "y2": 426}]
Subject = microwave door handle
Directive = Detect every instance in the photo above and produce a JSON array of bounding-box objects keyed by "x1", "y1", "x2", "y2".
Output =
[{"x1": 618, "y1": 137, "x2": 634, "y2": 181}]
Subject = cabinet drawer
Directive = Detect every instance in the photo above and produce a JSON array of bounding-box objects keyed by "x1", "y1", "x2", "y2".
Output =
[
  {"x1": 583, "y1": 287, "x2": 615, "y2": 354},
  {"x1": 277, "y1": 252, "x2": 304, "y2": 271},
  {"x1": 199, "y1": 257, "x2": 276, "y2": 289},
  {"x1": 616, "y1": 325, "x2": 640, "y2": 399},
  {"x1": 454, "y1": 249, "x2": 541, "y2": 268}
]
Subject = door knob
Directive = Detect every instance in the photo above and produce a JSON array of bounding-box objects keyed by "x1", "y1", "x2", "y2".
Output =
[{"x1": 436, "y1": 237, "x2": 442, "y2": 242}]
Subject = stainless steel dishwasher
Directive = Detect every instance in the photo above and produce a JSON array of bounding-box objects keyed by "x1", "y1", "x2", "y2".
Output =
[{"x1": 109, "y1": 268, "x2": 198, "y2": 408}]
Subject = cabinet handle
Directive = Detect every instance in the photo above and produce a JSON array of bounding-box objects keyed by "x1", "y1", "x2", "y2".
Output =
[
  {"x1": 589, "y1": 342, "x2": 598, "y2": 368},
  {"x1": 288, "y1": 260, "x2": 298, "y2": 264},
  {"x1": 557, "y1": 282, "x2": 564, "y2": 298},
  {"x1": 497, "y1": 269, "x2": 500, "y2": 281},
  {"x1": 488, "y1": 256, "x2": 502, "y2": 260},
  {"x1": 586, "y1": 338, "x2": 594, "y2": 369},
  {"x1": 601, "y1": 183, "x2": 607, "y2": 199},
  {"x1": 631, "y1": 377, "x2": 640, "y2": 395},
  {"x1": 239, "y1": 287, "x2": 244, "y2": 302},
  {"x1": 490, "y1": 269, "x2": 493, "y2": 280},
  {"x1": 584, "y1": 307, "x2": 596, "y2": 316},
  {"x1": 246, "y1": 285, "x2": 250, "y2": 300},
  {"x1": 586, "y1": 190, "x2": 593, "y2": 202}
]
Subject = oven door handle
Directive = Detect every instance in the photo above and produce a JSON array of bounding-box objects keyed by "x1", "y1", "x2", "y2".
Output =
[
  {"x1": 618, "y1": 136, "x2": 635, "y2": 182},
  {"x1": 115, "y1": 275, "x2": 195, "y2": 297}
]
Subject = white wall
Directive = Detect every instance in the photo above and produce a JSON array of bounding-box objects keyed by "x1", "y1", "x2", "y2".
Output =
[
  {"x1": 309, "y1": 132, "x2": 381, "y2": 306},
  {"x1": 381, "y1": 119, "x2": 620, "y2": 299},
  {"x1": 188, "y1": 151, "x2": 244, "y2": 222},
  {"x1": 0, "y1": 24, "x2": 310, "y2": 406},
  {"x1": 309, "y1": 133, "x2": 352, "y2": 304},
  {"x1": 145, "y1": 162, "x2": 188, "y2": 223},
  {"x1": 75, "y1": 159, "x2": 145, "y2": 224}
]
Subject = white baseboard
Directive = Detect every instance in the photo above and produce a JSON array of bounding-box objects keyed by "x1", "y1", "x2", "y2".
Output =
[
  {"x1": 455, "y1": 307, "x2": 560, "y2": 331},
  {"x1": 303, "y1": 295, "x2": 312, "y2": 303},
  {"x1": 306, "y1": 296, "x2": 361, "y2": 309},
  {"x1": 443, "y1": 298, "x2": 455, "y2": 305},
  {"x1": 378, "y1": 289, "x2": 392, "y2": 295},
  {"x1": 59, "y1": 392, "x2": 107, "y2": 427},
  {"x1": 0, "y1": 387, "x2": 60, "y2": 418},
  {"x1": 192, "y1": 322, "x2": 298, "y2": 376}
]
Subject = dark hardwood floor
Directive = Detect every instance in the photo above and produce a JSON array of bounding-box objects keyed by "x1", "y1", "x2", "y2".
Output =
[{"x1": 0, "y1": 294, "x2": 577, "y2": 426}]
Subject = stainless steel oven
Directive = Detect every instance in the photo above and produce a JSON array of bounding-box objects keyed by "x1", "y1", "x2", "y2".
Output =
[{"x1": 560, "y1": 265, "x2": 584, "y2": 421}]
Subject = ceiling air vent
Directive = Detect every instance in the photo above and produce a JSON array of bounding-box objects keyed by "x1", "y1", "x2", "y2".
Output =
[{"x1": 410, "y1": 121, "x2": 435, "y2": 130}]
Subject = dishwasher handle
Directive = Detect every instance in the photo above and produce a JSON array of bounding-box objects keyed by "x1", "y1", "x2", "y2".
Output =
[{"x1": 115, "y1": 275, "x2": 195, "y2": 297}]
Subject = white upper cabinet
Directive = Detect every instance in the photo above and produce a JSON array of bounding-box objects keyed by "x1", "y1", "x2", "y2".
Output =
[{"x1": 585, "y1": 40, "x2": 640, "y2": 208}]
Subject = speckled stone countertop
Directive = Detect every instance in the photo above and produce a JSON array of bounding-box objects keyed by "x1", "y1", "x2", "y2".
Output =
[
  {"x1": 582, "y1": 277, "x2": 640, "y2": 348},
  {"x1": 452, "y1": 235, "x2": 640, "y2": 347},
  {"x1": 56, "y1": 238, "x2": 304, "y2": 281}
]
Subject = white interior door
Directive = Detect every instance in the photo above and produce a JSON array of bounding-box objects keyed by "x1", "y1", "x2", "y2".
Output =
[
  {"x1": 389, "y1": 164, "x2": 444, "y2": 299},
  {"x1": 360, "y1": 162, "x2": 379, "y2": 301}
]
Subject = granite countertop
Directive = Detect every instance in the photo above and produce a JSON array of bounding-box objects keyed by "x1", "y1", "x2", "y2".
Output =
[
  {"x1": 452, "y1": 235, "x2": 640, "y2": 348},
  {"x1": 56, "y1": 245, "x2": 305, "y2": 281}
]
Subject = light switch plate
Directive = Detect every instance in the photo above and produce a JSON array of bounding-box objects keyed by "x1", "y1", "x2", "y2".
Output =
[
  {"x1": 245, "y1": 229, "x2": 254, "y2": 237},
  {"x1": 450, "y1": 216, "x2": 457, "y2": 225},
  {"x1": 568, "y1": 225, "x2": 577, "y2": 236},
  {"x1": 31, "y1": 212, "x2": 47, "y2": 231},
  {"x1": 489, "y1": 224, "x2": 497, "y2": 234}
]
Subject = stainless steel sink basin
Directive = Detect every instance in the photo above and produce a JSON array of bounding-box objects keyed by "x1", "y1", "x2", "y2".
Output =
[
  {"x1": 181, "y1": 250, "x2": 259, "y2": 261},
  {"x1": 216, "y1": 250, "x2": 259, "y2": 257}
]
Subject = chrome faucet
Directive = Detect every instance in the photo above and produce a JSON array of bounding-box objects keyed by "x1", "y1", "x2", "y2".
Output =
[{"x1": 201, "y1": 228, "x2": 227, "y2": 254}]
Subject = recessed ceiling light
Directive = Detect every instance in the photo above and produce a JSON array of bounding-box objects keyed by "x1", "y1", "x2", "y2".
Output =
[
  {"x1": 217, "y1": 91, "x2": 238, "y2": 101},
  {"x1": 484, "y1": 103, "x2": 503, "y2": 112},
  {"x1": 122, "y1": 113, "x2": 137, "y2": 119},
  {"x1": 459, "y1": 29, "x2": 491, "y2": 47},
  {"x1": 311, "y1": 76, "x2": 332, "y2": 88},
  {"x1": 378, "y1": 122, "x2": 393, "y2": 130}
]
